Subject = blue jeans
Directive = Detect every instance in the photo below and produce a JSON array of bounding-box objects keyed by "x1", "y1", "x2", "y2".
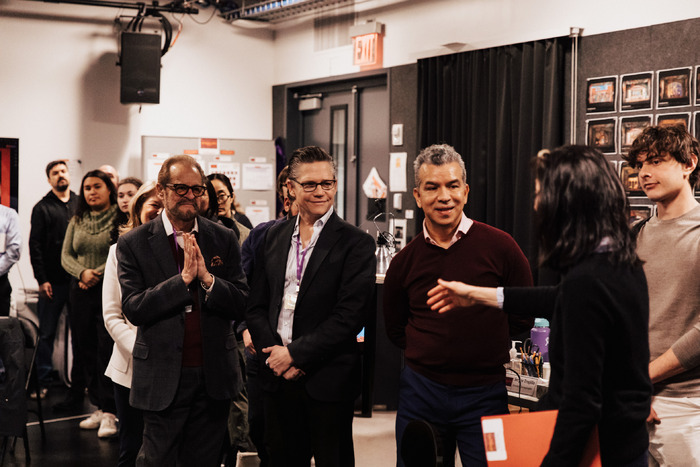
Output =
[
  {"x1": 36, "y1": 282, "x2": 70, "y2": 386},
  {"x1": 396, "y1": 366, "x2": 508, "y2": 467}
]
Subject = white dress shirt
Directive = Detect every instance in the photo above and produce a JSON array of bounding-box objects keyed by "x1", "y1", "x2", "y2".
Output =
[{"x1": 277, "y1": 207, "x2": 334, "y2": 345}]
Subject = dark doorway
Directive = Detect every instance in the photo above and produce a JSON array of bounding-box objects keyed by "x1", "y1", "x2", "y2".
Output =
[{"x1": 281, "y1": 73, "x2": 390, "y2": 235}]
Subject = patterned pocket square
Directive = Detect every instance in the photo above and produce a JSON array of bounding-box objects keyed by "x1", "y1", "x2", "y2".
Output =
[{"x1": 210, "y1": 256, "x2": 224, "y2": 267}]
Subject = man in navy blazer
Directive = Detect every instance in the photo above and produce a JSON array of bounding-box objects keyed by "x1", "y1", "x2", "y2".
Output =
[
  {"x1": 246, "y1": 146, "x2": 376, "y2": 467},
  {"x1": 117, "y1": 155, "x2": 248, "y2": 466}
]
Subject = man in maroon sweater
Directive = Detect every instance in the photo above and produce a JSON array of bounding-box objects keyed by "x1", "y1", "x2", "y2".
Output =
[{"x1": 383, "y1": 144, "x2": 533, "y2": 467}]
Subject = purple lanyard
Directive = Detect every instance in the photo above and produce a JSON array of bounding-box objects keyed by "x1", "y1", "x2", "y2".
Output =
[
  {"x1": 295, "y1": 235, "x2": 309, "y2": 286},
  {"x1": 173, "y1": 230, "x2": 182, "y2": 274}
]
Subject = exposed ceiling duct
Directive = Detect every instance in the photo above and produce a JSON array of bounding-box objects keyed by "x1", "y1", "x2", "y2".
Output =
[{"x1": 220, "y1": 0, "x2": 410, "y2": 24}]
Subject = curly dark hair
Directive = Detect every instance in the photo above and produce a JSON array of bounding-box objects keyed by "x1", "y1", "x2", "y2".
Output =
[{"x1": 623, "y1": 124, "x2": 700, "y2": 188}]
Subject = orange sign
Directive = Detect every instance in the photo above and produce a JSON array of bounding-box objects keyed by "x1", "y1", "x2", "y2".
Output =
[
  {"x1": 353, "y1": 32, "x2": 383, "y2": 70},
  {"x1": 200, "y1": 138, "x2": 218, "y2": 150}
]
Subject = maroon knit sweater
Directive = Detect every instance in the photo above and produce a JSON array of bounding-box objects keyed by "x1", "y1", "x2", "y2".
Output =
[
  {"x1": 383, "y1": 221, "x2": 533, "y2": 387},
  {"x1": 168, "y1": 235, "x2": 203, "y2": 368}
]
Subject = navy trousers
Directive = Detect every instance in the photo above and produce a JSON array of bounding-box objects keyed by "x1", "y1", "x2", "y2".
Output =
[{"x1": 396, "y1": 366, "x2": 508, "y2": 467}]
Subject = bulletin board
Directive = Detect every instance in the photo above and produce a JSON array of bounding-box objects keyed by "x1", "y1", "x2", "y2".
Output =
[{"x1": 142, "y1": 136, "x2": 277, "y2": 227}]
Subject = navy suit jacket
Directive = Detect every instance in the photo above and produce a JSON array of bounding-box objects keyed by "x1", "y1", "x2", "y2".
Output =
[
  {"x1": 117, "y1": 214, "x2": 249, "y2": 411},
  {"x1": 245, "y1": 212, "x2": 376, "y2": 402}
]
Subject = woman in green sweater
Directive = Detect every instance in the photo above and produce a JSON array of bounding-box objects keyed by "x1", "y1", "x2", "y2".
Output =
[{"x1": 61, "y1": 169, "x2": 119, "y2": 438}]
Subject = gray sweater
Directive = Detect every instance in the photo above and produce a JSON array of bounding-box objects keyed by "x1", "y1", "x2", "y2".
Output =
[{"x1": 637, "y1": 204, "x2": 700, "y2": 397}]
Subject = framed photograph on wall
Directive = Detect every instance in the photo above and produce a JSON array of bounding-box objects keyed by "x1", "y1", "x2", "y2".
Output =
[
  {"x1": 620, "y1": 115, "x2": 652, "y2": 153},
  {"x1": 619, "y1": 161, "x2": 643, "y2": 195},
  {"x1": 695, "y1": 111, "x2": 700, "y2": 140},
  {"x1": 586, "y1": 76, "x2": 617, "y2": 113},
  {"x1": 696, "y1": 66, "x2": 700, "y2": 105},
  {"x1": 657, "y1": 67, "x2": 692, "y2": 108},
  {"x1": 620, "y1": 72, "x2": 653, "y2": 111},
  {"x1": 586, "y1": 117, "x2": 617, "y2": 154},
  {"x1": 656, "y1": 112, "x2": 691, "y2": 130},
  {"x1": 629, "y1": 205, "x2": 653, "y2": 226}
]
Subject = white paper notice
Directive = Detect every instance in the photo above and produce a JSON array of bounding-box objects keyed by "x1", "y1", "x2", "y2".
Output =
[
  {"x1": 481, "y1": 418, "x2": 508, "y2": 461},
  {"x1": 362, "y1": 167, "x2": 387, "y2": 199},
  {"x1": 245, "y1": 206, "x2": 271, "y2": 227},
  {"x1": 147, "y1": 153, "x2": 170, "y2": 182},
  {"x1": 208, "y1": 162, "x2": 241, "y2": 190},
  {"x1": 242, "y1": 163, "x2": 274, "y2": 191},
  {"x1": 389, "y1": 152, "x2": 407, "y2": 192}
]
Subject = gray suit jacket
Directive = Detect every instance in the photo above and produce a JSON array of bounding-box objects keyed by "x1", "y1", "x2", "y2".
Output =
[{"x1": 117, "y1": 215, "x2": 248, "y2": 411}]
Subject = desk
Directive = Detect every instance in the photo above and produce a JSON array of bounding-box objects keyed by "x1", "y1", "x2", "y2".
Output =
[{"x1": 507, "y1": 392, "x2": 539, "y2": 411}]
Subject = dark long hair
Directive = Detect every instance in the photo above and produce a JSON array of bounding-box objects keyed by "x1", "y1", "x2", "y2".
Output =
[
  {"x1": 201, "y1": 179, "x2": 219, "y2": 220},
  {"x1": 535, "y1": 145, "x2": 639, "y2": 271},
  {"x1": 207, "y1": 173, "x2": 234, "y2": 197},
  {"x1": 74, "y1": 170, "x2": 117, "y2": 222}
]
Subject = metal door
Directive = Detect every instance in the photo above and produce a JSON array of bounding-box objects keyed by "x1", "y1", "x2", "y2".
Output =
[{"x1": 296, "y1": 81, "x2": 389, "y2": 233}]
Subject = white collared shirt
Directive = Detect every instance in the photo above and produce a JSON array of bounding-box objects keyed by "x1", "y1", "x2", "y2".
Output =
[
  {"x1": 161, "y1": 210, "x2": 199, "y2": 248},
  {"x1": 277, "y1": 206, "x2": 334, "y2": 345},
  {"x1": 422, "y1": 212, "x2": 473, "y2": 249}
]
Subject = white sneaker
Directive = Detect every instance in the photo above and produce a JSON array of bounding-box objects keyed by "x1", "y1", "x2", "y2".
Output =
[
  {"x1": 97, "y1": 412, "x2": 118, "y2": 438},
  {"x1": 79, "y1": 410, "x2": 103, "y2": 430}
]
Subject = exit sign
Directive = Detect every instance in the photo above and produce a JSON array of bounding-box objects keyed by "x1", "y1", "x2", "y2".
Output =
[{"x1": 353, "y1": 32, "x2": 383, "y2": 70}]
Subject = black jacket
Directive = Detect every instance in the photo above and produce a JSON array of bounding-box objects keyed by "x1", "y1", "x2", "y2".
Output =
[
  {"x1": 505, "y1": 254, "x2": 651, "y2": 466},
  {"x1": 29, "y1": 190, "x2": 78, "y2": 285}
]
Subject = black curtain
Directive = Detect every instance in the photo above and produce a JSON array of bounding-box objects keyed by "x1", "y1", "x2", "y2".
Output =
[{"x1": 417, "y1": 37, "x2": 567, "y2": 266}]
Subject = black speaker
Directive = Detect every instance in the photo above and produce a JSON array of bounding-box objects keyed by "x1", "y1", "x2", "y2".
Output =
[{"x1": 120, "y1": 32, "x2": 161, "y2": 104}]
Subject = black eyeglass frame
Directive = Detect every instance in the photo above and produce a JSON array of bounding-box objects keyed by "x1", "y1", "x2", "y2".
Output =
[
  {"x1": 290, "y1": 178, "x2": 337, "y2": 192},
  {"x1": 165, "y1": 183, "x2": 207, "y2": 197},
  {"x1": 216, "y1": 193, "x2": 231, "y2": 203}
]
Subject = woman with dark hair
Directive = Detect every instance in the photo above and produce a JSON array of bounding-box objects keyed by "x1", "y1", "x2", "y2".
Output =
[
  {"x1": 61, "y1": 169, "x2": 119, "y2": 438},
  {"x1": 208, "y1": 172, "x2": 254, "y2": 229},
  {"x1": 103, "y1": 181, "x2": 161, "y2": 466},
  {"x1": 204, "y1": 175, "x2": 250, "y2": 244},
  {"x1": 111, "y1": 177, "x2": 143, "y2": 244},
  {"x1": 427, "y1": 145, "x2": 652, "y2": 466}
]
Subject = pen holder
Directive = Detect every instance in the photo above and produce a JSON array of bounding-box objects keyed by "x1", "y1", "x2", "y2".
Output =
[{"x1": 521, "y1": 352, "x2": 544, "y2": 378}]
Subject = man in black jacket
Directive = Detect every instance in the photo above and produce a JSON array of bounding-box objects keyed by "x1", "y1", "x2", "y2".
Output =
[{"x1": 29, "y1": 160, "x2": 78, "y2": 399}]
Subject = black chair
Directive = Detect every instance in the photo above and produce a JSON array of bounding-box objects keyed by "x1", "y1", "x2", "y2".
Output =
[
  {"x1": 401, "y1": 419, "x2": 444, "y2": 467},
  {"x1": 19, "y1": 316, "x2": 46, "y2": 439},
  {"x1": 0, "y1": 316, "x2": 27, "y2": 465},
  {"x1": 0, "y1": 316, "x2": 45, "y2": 465}
]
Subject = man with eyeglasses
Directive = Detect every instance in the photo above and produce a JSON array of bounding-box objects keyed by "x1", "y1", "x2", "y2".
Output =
[
  {"x1": 246, "y1": 146, "x2": 376, "y2": 467},
  {"x1": 116, "y1": 155, "x2": 249, "y2": 466}
]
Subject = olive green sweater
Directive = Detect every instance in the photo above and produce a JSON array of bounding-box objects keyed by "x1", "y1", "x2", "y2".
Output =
[{"x1": 61, "y1": 204, "x2": 117, "y2": 280}]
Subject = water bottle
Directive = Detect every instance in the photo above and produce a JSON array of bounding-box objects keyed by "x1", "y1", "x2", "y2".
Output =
[{"x1": 530, "y1": 318, "x2": 550, "y2": 362}]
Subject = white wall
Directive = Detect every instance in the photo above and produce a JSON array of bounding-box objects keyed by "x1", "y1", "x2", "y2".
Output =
[
  {"x1": 273, "y1": 0, "x2": 700, "y2": 84},
  {"x1": 0, "y1": 1, "x2": 274, "y2": 290},
  {"x1": 3, "y1": 0, "x2": 700, "y2": 291}
]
